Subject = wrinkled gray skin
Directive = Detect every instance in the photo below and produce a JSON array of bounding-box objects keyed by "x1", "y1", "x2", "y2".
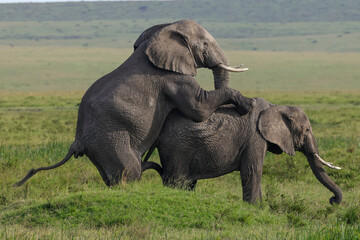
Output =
[
  {"x1": 143, "y1": 98, "x2": 343, "y2": 205},
  {"x1": 14, "y1": 20, "x2": 255, "y2": 187}
]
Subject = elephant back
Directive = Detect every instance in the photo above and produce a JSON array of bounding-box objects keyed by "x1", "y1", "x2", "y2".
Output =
[{"x1": 160, "y1": 106, "x2": 240, "y2": 143}]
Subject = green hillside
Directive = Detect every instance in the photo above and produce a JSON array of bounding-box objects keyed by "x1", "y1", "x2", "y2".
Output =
[
  {"x1": 1, "y1": 1, "x2": 359, "y2": 239},
  {"x1": 0, "y1": 0, "x2": 360, "y2": 52},
  {"x1": 1, "y1": 0, "x2": 360, "y2": 23}
]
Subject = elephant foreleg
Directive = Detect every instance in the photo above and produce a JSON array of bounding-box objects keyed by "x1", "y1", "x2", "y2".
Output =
[
  {"x1": 240, "y1": 168, "x2": 262, "y2": 203},
  {"x1": 165, "y1": 78, "x2": 255, "y2": 122},
  {"x1": 240, "y1": 151, "x2": 265, "y2": 203}
]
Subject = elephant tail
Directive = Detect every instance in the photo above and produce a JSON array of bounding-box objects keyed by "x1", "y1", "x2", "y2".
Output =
[
  {"x1": 13, "y1": 141, "x2": 84, "y2": 187},
  {"x1": 143, "y1": 140, "x2": 158, "y2": 162},
  {"x1": 141, "y1": 161, "x2": 163, "y2": 176}
]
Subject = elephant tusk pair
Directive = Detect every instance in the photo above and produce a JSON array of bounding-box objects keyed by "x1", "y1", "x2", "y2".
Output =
[
  {"x1": 218, "y1": 63, "x2": 249, "y2": 72},
  {"x1": 315, "y1": 154, "x2": 341, "y2": 170}
]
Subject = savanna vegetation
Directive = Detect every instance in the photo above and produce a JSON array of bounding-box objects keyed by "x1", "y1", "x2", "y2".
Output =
[
  {"x1": 1, "y1": 0, "x2": 360, "y2": 51},
  {"x1": 0, "y1": 0, "x2": 359, "y2": 239},
  {"x1": 1, "y1": 86, "x2": 359, "y2": 239}
]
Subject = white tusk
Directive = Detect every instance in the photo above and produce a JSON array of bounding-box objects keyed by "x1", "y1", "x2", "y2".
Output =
[
  {"x1": 218, "y1": 63, "x2": 249, "y2": 72},
  {"x1": 315, "y1": 154, "x2": 341, "y2": 170}
]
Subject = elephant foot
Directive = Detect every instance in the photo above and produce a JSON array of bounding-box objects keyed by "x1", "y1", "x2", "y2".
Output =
[{"x1": 236, "y1": 96, "x2": 256, "y2": 115}]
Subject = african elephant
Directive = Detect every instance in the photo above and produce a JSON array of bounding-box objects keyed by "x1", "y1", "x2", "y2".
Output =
[
  {"x1": 14, "y1": 20, "x2": 255, "y2": 187},
  {"x1": 142, "y1": 98, "x2": 342, "y2": 205}
]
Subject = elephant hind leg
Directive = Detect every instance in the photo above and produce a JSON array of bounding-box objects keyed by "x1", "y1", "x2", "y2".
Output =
[
  {"x1": 87, "y1": 134, "x2": 142, "y2": 186},
  {"x1": 103, "y1": 151, "x2": 142, "y2": 186},
  {"x1": 88, "y1": 156, "x2": 111, "y2": 186}
]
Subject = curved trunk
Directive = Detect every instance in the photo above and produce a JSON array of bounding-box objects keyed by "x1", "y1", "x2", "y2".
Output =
[
  {"x1": 212, "y1": 67, "x2": 230, "y2": 89},
  {"x1": 306, "y1": 154, "x2": 343, "y2": 204}
]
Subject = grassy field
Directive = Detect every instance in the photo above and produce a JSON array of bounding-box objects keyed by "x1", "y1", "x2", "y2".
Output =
[
  {"x1": 1, "y1": 1, "x2": 360, "y2": 23},
  {"x1": 1, "y1": 19, "x2": 360, "y2": 52},
  {"x1": 0, "y1": 92, "x2": 359, "y2": 239},
  {"x1": 1, "y1": 46, "x2": 360, "y2": 92},
  {"x1": 0, "y1": 46, "x2": 359, "y2": 238},
  {"x1": 0, "y1": 0, "x2": 359, "y2": 53},
  {"x1": 1, "y1": 2, "x2": 360, "y2": 237}
]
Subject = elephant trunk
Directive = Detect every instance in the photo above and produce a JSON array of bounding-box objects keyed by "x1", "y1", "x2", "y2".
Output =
[
  {"x1": 210, "y1": 48, "x2": 248, "y2": 89},
  {"x1": 306, "y1": 153, "x2": 343, "y2": 204},
  {"x1": 212, "y1": 67, "x2": 230, "y2": 89},
  {"x1": 303, "y1": 133, "x2": 342, "y2": 204}
]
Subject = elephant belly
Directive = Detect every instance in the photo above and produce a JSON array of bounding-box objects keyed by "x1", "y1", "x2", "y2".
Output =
[
  {"x1": 190, "y1": 152, "x2": 240, "y2": 180},
  {"x1": 160, "y1": 137, "x2": 240, "y2": 181}
]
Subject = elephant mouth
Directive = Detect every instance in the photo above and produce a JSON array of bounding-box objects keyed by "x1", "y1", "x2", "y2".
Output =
[{"x1": 216, "y1": 63, "x2": 249, "y2": 72}]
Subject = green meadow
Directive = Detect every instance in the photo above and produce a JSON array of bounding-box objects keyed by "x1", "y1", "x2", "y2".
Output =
[
  {"x1": 1, "y1": 46, "x2": 359, "y2": 239},
  {"x1": 1, "y1": 1, "x2": 360, "y2": 239},
  {"x1": 2, "y1": 46, "x2": 360, "y2": 92}
]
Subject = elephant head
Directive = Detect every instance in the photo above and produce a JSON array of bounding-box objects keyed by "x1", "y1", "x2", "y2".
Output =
[
  {"x1": 134, "y1": 20, "x2": 247, "y2": 89},
  {"x1": 258, "y1": 106, "x2": 342, "y2": 204}
]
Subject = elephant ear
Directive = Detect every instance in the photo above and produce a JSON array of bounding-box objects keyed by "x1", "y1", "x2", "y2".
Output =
[
  {"x1": 145, "y1": 23, "x2": 197, "y2": 76},
  {"x1": 258, "y1": 106, "x2": 295, "y2": 156}
]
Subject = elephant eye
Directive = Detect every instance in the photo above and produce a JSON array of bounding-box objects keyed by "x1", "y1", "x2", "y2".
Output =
[{"x1": 306, "y1": 128, "x2": 310, "y2": 132}]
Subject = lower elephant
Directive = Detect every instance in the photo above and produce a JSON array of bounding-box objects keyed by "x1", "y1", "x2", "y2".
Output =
[{"x1": 143, "y1": 98, "x2": 342, "y2": 205}]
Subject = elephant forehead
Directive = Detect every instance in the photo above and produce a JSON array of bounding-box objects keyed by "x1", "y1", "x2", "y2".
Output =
[
  {"x1": 177, "y1": 20, "x2": 215, "y2": 41},
  {"x1": 294, "y1": 107, "x2": 311, "y2": 125},
  {"x1": 197, "y1": 27, "x2": 216, "y2": 42}
]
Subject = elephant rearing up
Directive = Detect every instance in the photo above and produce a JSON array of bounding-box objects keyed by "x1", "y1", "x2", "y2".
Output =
[{"x1": 14, "y1": 20, "x2": 255, "y2": 187}]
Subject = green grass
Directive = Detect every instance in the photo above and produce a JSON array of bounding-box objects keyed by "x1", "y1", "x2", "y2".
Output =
[
  {"x1": 0, "y1": 91, "x2": 359, "y2": 239},
  {"x1": 2, "y1": 19, "x2": 360, "y2": 51},
  {"x1": 1, "y1": 1, "x2": 360, "y2": 24},
  {"x1": 0, "y1": 139, "x2": 359, "y2": 239},
  {"x1": 1, "y1": 0, "x2": 360, "y2": 53},
  {"x1": 0, "y1": 46, "x2": 132, "y2": 92},
  {"x1": 219, "y1": 32, "x2": 360, "y2": 52},
  {"x1": 1, "y1": 91, "x2": 359, "y2": 145},
  {"x1": 1, "y1": 46, "x2": 360, "y2": 92},
  {"x1": 0, "y1": 13, "x2": 360, "y2": 237}
]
